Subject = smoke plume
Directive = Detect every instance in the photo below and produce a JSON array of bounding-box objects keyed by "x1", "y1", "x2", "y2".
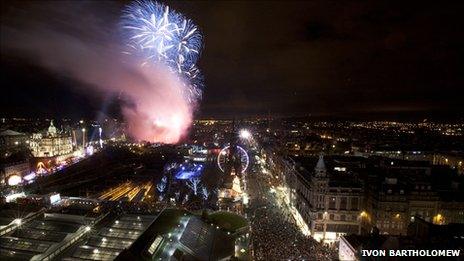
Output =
[{"x1": 1, "y1": 1, "x2": 194, "y2": 143}]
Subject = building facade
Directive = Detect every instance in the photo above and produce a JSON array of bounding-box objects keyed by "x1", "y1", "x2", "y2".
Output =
[
  {"x1": 29, "y1": 121, "x2": 73, "y2": 158},
  {"x1": 292, "y1": 155, "x2": 363, "y2": 243},
  {"x1": 0, "y1": 130, "x2": 29, "y2": 155},
  {"x1": 0, "y1": 160, "x2": 31, "y2": 186},
  {"x1": 364, "y1": 165, "x2": 463, "y2": 235}
]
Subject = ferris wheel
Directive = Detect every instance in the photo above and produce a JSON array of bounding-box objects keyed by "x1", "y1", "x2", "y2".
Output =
[{"x1": 217, "y1": 145, "x2": 250, "y2": 174}]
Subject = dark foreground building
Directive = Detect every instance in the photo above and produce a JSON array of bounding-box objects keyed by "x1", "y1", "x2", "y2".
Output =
[
  {"x1": 118, "y1": 215, "x2": 235, "y2": 261},
  {"x1": 339, "y1": 217, "x2": 464, "y2": 260}
]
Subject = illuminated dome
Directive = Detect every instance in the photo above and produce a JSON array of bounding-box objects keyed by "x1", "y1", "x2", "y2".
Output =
[{"x1": 47, "y1": 120, "x2": 57, "y2": 136}]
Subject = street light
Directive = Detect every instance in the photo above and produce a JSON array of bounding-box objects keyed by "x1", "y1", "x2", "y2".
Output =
[
  {"x1": 360, "y1": 211, "x2": 367, "y2": 218},
  {"x1": 433, "y1": 213, "x2": 444, "y2": 225},
  {"x1": 239, "y1": 129, "x2": 251, "y2": 140},
  {"x1": 82, "y1": 128, "x2": 86, "y2": 148}
]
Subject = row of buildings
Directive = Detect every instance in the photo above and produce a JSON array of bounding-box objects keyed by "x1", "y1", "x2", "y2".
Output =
[
  {"x1": 270, "y1": 152, "x2": 464, "y2": 244},
  {"x1": 1, "y1": 121, "x2": 75, "y2": 158},
  {"x1": 275, "y1": 155, "x2": 363, "y2": 243},
  {"x1": 0, "y1": 121, "x2": 80, "y2": 187}
]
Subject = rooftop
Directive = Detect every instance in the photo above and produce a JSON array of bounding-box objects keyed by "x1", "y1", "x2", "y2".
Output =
[
  {"x1": 0, "y1": 130, "x2": 25, "y2": 136},
  {"x1": 293, "y1": 155, "x2": 363, "y2": 188},
  {"x1": 0, "y1": 215, "x2": 84, "y2": 260},
  {"x1": 59, "y1": 214, "x2": 157, "y2": 261},
  {"x1": 178, "y1": 216, "x2": 235, "y2": 261}
]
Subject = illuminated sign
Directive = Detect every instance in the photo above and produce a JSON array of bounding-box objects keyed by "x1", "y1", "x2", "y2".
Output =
[
  {"x1": 148, "y1": 236, "x2": 163, "y2": 254},
  {"x1": 49, "y1": 193, "x2": 61, "y2": 205}
]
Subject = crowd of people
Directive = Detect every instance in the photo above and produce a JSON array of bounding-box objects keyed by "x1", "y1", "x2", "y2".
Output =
[{"x1": 247, "y1": 174, "x2": 337, "y2": 260}]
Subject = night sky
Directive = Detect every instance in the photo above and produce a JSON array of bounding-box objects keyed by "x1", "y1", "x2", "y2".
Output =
[{"x1": 1, "y1": 1, "x2": 463, "y2": 120}]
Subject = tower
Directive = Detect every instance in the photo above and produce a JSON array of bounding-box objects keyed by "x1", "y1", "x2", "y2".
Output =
[
  {"x1": 311, "y1": 153, "x2": 329, "y2": 210},
  {"x1": 223, "y1": 119, "x2": 243, "y2": 188},
  {"x1": 315, "y1": 154, "x2": 327, "y2": 177}
]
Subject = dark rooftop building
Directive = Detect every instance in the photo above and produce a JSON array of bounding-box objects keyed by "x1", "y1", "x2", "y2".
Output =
[
  {"x1": 117, "y1": 209, "x2": 236, "y2": 261},
  {"x1": 177, "y1": 217, "x2": 234, "y2": 260},
  {"x1": 339, "y1": 217, "x2": 464, "y2": 260}
]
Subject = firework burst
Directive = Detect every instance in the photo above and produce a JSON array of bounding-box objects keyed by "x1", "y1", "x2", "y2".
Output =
[{"x1": 121, "y1": 0, "x2": 203, "y2": 104}]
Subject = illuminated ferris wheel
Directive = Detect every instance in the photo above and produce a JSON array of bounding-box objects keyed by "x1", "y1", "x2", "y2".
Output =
[{"x1": 217, "y1": 145, "x2": 250, "y2": 174}]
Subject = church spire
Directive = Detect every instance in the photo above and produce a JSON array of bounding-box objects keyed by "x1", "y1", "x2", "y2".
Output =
[{"x1": 315, "y1": 153, "x2": 327, "y2": 177}]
